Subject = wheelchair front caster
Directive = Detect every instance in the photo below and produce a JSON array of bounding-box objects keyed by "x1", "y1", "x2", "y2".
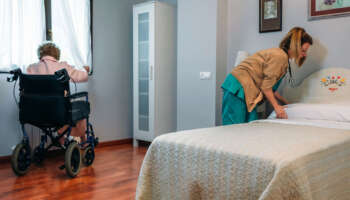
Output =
[
  {"x1": 94, "y1": 137, "x2": 99, "y2": 147},
  {"x1": 64, "y1": 142, "x2": 81, "y2": 178},
  {"x1": 33, "y1": 146, "x2": 45, "y2": 165},
  {"x1": 11, "y1": 143, "x2": 31, "y2": 176},
  {"x1": 82, "y1": 145, "x2": 95, "y2": 166}
]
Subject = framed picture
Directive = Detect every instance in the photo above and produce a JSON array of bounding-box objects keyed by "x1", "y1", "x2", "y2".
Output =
[
  {"x1": 309, "y1": 0, "x2": 350, "y2": 20},
  {"x1": 259, "y1": 0, "x2": 282, "y2": 33}
]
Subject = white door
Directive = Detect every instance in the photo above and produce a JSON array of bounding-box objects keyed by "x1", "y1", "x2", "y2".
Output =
[{"x1": 133, "y1": 3, "x2": 155, "y2": 141}]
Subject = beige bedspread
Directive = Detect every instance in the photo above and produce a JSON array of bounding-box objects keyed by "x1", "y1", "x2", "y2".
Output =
[{"x1": 136, "y1": 121, "x2": 350, "y2": 200}]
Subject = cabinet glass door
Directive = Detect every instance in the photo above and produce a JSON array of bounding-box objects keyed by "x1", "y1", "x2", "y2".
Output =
[{"x1": 138, "y1": 13, "x2": 149, "y2": 131}]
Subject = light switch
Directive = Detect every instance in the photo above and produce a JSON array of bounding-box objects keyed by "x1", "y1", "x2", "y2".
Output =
[{"x1": 200, "y1": 72, "x2": 211, "y2": 80}]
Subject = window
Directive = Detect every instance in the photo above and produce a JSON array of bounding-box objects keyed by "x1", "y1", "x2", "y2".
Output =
[
  {"x1": 0, "y1": 0, "x2": 92, "y2": 72},
  {"x1": 0, "y1": 0, "x2": 46, "y2": 70},
  {"x1": 51, "y1": 0, "x2": 92, "y2": 71}
]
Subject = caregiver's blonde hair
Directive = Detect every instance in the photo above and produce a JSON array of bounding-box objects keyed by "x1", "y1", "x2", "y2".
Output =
[{"x1": 279, "y1": 27, "x2": 313, "y2": 66}]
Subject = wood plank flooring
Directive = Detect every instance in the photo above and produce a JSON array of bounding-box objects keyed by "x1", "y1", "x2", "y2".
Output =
[{"x1": 0, "y1": 144, "x2": 148, "y2": 200}]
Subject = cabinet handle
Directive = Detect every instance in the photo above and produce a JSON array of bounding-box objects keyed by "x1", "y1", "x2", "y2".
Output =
[{"x1": 150, "y1": 65, "x2": 153, "y2": 80}]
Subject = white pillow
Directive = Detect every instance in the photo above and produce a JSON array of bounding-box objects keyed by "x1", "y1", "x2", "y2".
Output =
[{"x1": 268, "y1": 103, "x2": 350, "y2": 122}]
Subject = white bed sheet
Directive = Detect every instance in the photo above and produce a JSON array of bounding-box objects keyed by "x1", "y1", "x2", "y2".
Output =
[
  {"x1": 268, "y1": 103, "x2": 350, "y2": 123},
  {"x1": 257, "y1": 118, "x2": 350, "y2": 130}
]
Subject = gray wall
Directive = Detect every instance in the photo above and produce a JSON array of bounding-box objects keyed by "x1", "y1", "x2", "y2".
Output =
[
  {"x1": 0, "y1": 82, "x2": 22, "y2": 156},
  {"x1": 90, "y1": 0, "x2": 146, "y2": 143},
  {"x1": 227, "y1": 0, "x2": 350, "y2": 85},
  {"x1": 90, "y1": 0, "x2": 176, "y2": 143},
  {"x1": 177, "y1": 0, "x2": 218, "y2": 131},
  {"x1": 177, "y1": 0, "x2": 227, "y2": 130},
  {"x1": 157, "y1": 0, "x2": 177, "y2": 5},
  {"x1": 216, "y1": 0, "x2": 228, "y2": 126}
]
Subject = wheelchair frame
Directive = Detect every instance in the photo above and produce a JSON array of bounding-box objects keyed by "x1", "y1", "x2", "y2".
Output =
[{"x1": 1, "y1": 69, "x2": 98, "y2": 178}]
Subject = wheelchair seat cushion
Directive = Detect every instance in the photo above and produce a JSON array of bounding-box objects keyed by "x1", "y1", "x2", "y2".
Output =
[
  {"x1": 19, "y1": 94, "x2": 68, "y2": 127},
  {"x1": 70, "y1": 101, "x2": 90, "y2": 124}
]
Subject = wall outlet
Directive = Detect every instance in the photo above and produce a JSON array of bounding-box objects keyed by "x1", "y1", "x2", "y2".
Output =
[{"x1": 200, "y1": 72, "x2": 211, "y2": 80}]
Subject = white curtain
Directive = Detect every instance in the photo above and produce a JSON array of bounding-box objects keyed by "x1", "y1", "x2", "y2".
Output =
[
  {"x1": 0, "y1": 0, "x2": 46, "y2": 70},
  {"x1": 51, "y1": 0, "x2": 92, "y2": 69}
]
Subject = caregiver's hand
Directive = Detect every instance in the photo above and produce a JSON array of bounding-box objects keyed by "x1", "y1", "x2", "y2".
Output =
[{"x1": 275, "y1": 105, "x2": 288, "y2": 119}]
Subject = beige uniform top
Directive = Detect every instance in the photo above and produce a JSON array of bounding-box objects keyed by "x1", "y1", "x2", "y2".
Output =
[{"x1": 231, "y1": 48, "x2": 288, "y2": 112}]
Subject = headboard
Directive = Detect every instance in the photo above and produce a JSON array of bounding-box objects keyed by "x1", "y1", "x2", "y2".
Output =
[{"x1": 282, "y1": 67, "x2": 349, "y2": 104}]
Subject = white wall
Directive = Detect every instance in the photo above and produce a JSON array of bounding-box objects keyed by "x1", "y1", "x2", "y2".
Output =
[
  {"x1": 227, "y1": 1, "x2": 350, "y2": 85},
  {"x1": 177, "y1": 0, "x2": 218, "y2": 131}
]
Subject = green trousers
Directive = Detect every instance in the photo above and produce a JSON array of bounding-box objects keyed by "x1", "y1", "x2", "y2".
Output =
[
  {"x1": 221, "y1": 73, "x2": 284, "y2": 125},
  {"x1": 221, "y1": 74, "x2": 257, "y2": 125},
  {"x1": 222, "y1": 89, "x2": 258, "y2": 125}
]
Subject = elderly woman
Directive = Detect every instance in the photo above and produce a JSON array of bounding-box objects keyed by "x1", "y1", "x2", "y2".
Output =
[
  {"x1": 222, "y1": 27, "x2": 313, "y2": 125},
  {"x1": 27, "y1": 42, "x2": 90, "y2": 144}
]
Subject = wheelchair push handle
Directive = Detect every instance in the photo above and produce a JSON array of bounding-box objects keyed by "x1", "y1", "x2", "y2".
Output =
[
  {"x1": 0, "y1": 68, "x2": 22, "y2": 82},
  {"x1": 54, "y1": 68, "x2": 70, "y2": 83}
]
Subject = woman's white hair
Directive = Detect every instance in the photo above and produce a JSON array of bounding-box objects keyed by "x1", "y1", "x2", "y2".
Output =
[{"x1": 37, "y1": 41, "x2": 61, "y2": 60}]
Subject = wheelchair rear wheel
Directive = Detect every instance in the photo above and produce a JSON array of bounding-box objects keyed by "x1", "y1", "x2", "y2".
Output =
[
  {"x1": 64, "y1": 142, "x2": 81, "y2": 178},
  {"x1": 82, "y1": 145, "x2": 95, "y2": 166},
  {"x1": 11, "y1": 143, "x2": 31, "y2": 176}
]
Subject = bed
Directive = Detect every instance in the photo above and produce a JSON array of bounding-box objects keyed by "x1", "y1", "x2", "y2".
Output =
[{"x1": 136, "y1": 68, "x2": 350, "y2": 200}]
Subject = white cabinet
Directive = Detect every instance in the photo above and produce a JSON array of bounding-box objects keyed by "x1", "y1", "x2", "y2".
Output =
[{"x1": 133, "y1": 1, "x2": 176, "y2": 146}]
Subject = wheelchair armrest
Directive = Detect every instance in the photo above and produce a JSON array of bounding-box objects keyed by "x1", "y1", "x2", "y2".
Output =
[{"x1": 68, "y1": 92, "x2": 88, "y2": 99}]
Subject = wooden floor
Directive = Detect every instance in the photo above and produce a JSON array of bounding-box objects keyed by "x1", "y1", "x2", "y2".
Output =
[{"x1": 0, "y1": 144, "x2": 148, "y2": 200}]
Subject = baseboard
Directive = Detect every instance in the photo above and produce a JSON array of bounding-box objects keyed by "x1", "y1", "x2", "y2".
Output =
[
  {"x1": 0, "y1": 155, "x2": 10, "y2": 164},
  {"x1": 0, "y1": 138, "x2": 133, "y2": 164},
  {"x1": 97, "y1": 138, "x2": 133, "y2": 148}
]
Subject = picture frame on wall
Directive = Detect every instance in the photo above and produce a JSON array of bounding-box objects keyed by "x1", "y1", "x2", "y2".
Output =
[
  {"x1": 309, "y1": 0, "x2": 350, "y2": 20},
  {"x1": 259, "y1": 0, "x2": 282, "y2": 33}
]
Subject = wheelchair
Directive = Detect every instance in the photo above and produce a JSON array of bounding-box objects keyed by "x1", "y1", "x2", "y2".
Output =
[{"x1": 0, "y1": 68, "x2": 98, "y2": 178}]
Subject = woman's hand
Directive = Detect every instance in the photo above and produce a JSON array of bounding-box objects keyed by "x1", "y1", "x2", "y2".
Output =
[
  {"x1": 83, "y1": 66, "x2": 90, "y2": 73},
  {"x1": 262, "y1": 89, "x2": 288, "y2": 119},
  {"x1": 275, "y1": 105, "x2": 288, "y2": 119}
]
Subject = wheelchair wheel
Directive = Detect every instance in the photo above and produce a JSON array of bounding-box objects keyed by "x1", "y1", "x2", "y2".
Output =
[
  {"x1": 11, "y1": 143, "x2": 31, "y2": 176},
  {"x1": 33, "y1": 146, "x2": 45, "y2": 165},
  {"x1": 82, "y1": 145, "x2": 95, "y2": 166},
  {"x1": 88, "y1": 124, "x2": 99, "y2": 147},
  {"x1": 64, "y1": 142, "x2": 81, "y2": 178}
]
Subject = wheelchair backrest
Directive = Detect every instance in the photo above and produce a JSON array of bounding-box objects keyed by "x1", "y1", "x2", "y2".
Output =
[
  {"x1": 19, "y1": 72, "x2": 71, "y2": 128},
  {"x1": 19, "y1": 74, "x2": 69, "y2": 95}
]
